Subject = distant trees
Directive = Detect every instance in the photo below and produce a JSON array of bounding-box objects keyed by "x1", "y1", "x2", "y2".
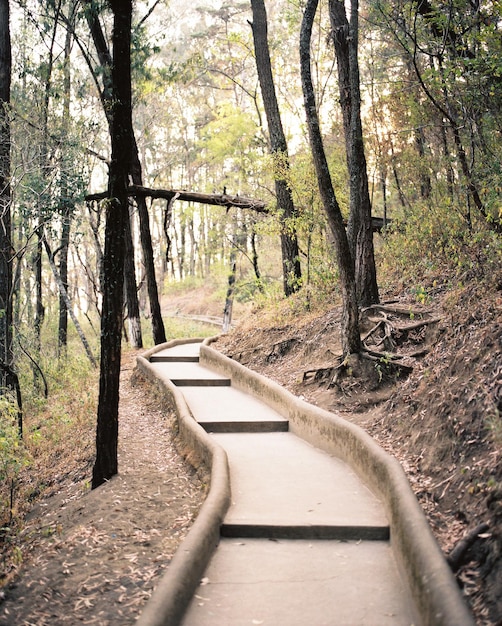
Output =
[{"x1": 372, "y1": 0, "x2": 502, "y2": 235}]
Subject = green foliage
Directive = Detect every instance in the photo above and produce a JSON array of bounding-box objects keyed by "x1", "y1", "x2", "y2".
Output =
[
  {"x1": 162, "y1": 318, "x2": 217, "y2": 341},
  {"x1": 196, "y1": 103, "x2": 264, "y2": 192},
  {"x1": 379, "y1": 200, "x2": 502, "y2": 290},
  {"x1": 0, "y1": 398, "x2": 28, "y2": 534},
  {"x1": 0, "y1": 399, "x2": 26, "y2": 484}
]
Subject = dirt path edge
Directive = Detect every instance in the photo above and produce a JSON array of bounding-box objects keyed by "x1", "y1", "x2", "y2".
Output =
[{"x1": 136, "y1": 340, "x2": 231, "y2": 626}]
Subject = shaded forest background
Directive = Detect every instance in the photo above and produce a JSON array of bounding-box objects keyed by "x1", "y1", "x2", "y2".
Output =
[{"x1": 0, "y1": 0, "x2": 500, "y2": 623}]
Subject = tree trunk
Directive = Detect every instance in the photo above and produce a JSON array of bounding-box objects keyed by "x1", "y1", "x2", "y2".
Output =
[
  {"x1": 249, "y1": 0, "x2": 302, "y2": 296},
  {"x1": 329, "y1": 0, "x2": 379, "y2": 307},
  {"x1": 58, "y1": 209, "x2": 71, "y2": 352},
  {"x1": 250, "y1": 226, "x2": 264, "y2": 291},
  {"x1": 222, "y1": 235, "x2": 237, "y2": 334},
  {"x1": 92, "y1": 0, "x2": 132, "y2": 489},
  {"x1": 130, "y1": 155, "x2": 166, "y2": 344},
  {"x1": 300, "y1": 0, "x2": 361, "y2": 356},
  {"x1": 34, "y1": 231, "x2": 44, "y2": 360},
  {"x1": 83, "y1": 0, "x2": 166, "y2": 345},
  {"x1": 58, "y1": 10, "x2": 75, "y2": 354},
  {"x1": 0, "y1": 0, "x2": 12, "y2": 382},
  {"x1": 123, "y1": 205, "x2": 143, "y2": 349}
]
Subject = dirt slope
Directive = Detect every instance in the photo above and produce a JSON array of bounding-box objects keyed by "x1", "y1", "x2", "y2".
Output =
[{"x1": 215, "y1": 283, "x2": 502, "y2": 625}]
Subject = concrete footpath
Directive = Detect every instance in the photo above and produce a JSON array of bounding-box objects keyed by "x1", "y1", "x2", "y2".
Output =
[{"x1": 136, "y1": 339, "x2": 474, "y2": 626}]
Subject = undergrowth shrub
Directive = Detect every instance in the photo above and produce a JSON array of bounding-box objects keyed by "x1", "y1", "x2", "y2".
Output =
[
  {"x1": 0, "y1": 399, "x2": 28, "y2": 532},
  {"x1": 0, "y1": 324, "x2": 99, "y2": 579},
  {"x1": 379, "y1": 202, "x2": 501, "y2": 290}
]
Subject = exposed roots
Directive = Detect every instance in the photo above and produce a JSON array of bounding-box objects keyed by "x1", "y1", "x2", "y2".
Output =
[{"x1": 303, "y1": 302, "x2": 441, "y2": 390}]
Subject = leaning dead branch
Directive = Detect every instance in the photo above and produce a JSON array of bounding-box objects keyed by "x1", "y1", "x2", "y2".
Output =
[
  {"x1": 86, "y1": 186, "x2": 268, "y2": 212},
  {"x1": 85, "y1": 186, "x2": 388, "y2": 230}
]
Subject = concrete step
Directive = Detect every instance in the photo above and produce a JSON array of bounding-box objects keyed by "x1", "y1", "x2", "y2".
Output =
[
  {"x1": 220, "y1": 522, "x2": 390, "y2": 541},
  {"x1": 181, "y1": 387, "x2": 289, "y2": 433},
  {"x1": 213, "y1": 432, "x2": 388, "y2": 528},
  {"x1": 150, "y1": 354, "x2": 199, "y2": 363},
  {"x1": 181, "y1": 538, "x2": 418, "y2": 626},
  {"x1": 152, "y1": 343, "x2": 202, "y2": 359},
  {"x1": 149, "y1": 361, "x2": 231, "y2": 387}
]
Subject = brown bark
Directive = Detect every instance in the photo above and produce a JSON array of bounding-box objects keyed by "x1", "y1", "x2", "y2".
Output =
[
  {"x1": 329, "y1": 0, "x2": 379, "y2": 307},
  {"x1": 83, "y1": 0, "x2": 166, "y2": 345},
  {"x1": 249, "y1": 0, "x2": 301, "y2": 296},
  {"x1": 87, "y1": 186, "x2": 268, "y2": 212},
  {"x1": 92, "y1": 0, "x2": 132, "y2": 489},
  {"x1": 0, "y1": 0, "x2": 12, "y2": 375},
  {"x1": 300, "y1": 0, "x2": 361, "y2": 356}
]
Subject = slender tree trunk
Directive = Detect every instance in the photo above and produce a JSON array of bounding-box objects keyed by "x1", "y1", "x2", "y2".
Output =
[
  {"x1": 34, "y1": 231, "x2": 44, "y2": 357},
  {"x1": 58, "y1": 8, "x2": 75, "y2": 354},
  {"x1": 329, "y1": 0, "x2": 379, "y2": 307},
  {"x1": 415, "y1": 125, "x2": 432, "y2": 199},
  {"x1": 58, "y1": 209, "x2": 71, "y2": 352},
  {"x1": 92, "y1": 0, "x2": 132, "y2": 489},
  {"x1": 123, "y1": 205, "x2": 143, "y2": 349},
  {"x1": 188, "y1": 215, "x2": 196, "y2": 276},
  {"x1": 0, "y1": 0, "x2": 12, "y2": 382},
  {"x1": 222, "y1": 235, "x2": 237, "y2": 334},
  {"x1": 249, "y1": 0, "x2": 301, "y2": 296},
  {"x1": 300, "y1": 0, "x2": 361, "y2": 356},
  {"x1": 130, "y1": 154, "x2": 166, "y2": 344},
  {"x1": 250, "y1": 226, "x2": 264, "y2": 291},
  {"x1": 35, "y1": 0, "x2": 61, "y2": 375},
  {"x1": 83, "y1": 0, "x2": 166, "y2": 344}
]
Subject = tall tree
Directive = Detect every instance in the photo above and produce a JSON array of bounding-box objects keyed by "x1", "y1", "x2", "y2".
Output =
[
  {"x1": 300, "y1": 0, "x2": 361, "y2": 355},
  {"x1": 92, "y1": 0, "x2": 132, "y2": 489},
  {"x1": 83, "y1": 0, "x2": 166, "y2": 345},
  {"x1": 0, "y1": 0, "x2": 12, "y2": 378},
  {"x1": 329, "y1": 0, "x2": 379, "y2": 306},
  {"x1": 249, "y1": 0, "x2": 302, "y2": 296},
  {"x1": 57, "y1": 0, "x2": 77, "y2": 353}
]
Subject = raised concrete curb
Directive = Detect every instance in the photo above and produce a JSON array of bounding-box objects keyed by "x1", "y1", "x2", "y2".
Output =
[
  {"x1": 136, "y1": 339, "x2": 231, "y2": 626},
  {"x1": 136, "y1": 337, "x2": 474, "y2": 626},
  {"x1": 199, "y1": 337, "x2": 474, "y2": 626}
]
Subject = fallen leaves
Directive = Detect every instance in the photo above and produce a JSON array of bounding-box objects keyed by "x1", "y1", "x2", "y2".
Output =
[{"x1": 0, "y1": 363, "x2": 205, "y2": 625}]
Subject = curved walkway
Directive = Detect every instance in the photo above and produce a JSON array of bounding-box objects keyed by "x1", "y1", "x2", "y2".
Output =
[{"x1": 136, "y1": 338, "x2": 474, "y2": 626}]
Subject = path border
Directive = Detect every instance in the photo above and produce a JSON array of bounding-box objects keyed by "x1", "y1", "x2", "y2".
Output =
[
  {"x1": 136, "y1": 339, "x2": 231, "y2": 626},
  {"x1": 137, "y1": 337, "x2": 474, "y2": 626}
]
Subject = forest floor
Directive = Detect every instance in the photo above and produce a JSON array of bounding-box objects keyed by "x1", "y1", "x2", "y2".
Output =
[
  {"x1": 213, "y1": 280, "x2": 502, "y2": 626},
  {"x1": 0, "y1": 279, "x2": 500, "y2": 625},
  {"x1": 0, "y1": 354, "x2": 206, "y2": 625}
]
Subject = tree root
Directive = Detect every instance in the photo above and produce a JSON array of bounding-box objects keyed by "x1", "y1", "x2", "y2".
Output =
[
  {"x1": 267, "y1": 338, "x2": 299, "y2": 362},
  {"x1": 303, "y1": 304, "x2": 441, "y2": 387},
  {"x1": 302, "y1": 349, "x2": 412, "y2": 389},
  {"x1": 447, "y1": 522, "x2": 490, "y2": 572}
]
